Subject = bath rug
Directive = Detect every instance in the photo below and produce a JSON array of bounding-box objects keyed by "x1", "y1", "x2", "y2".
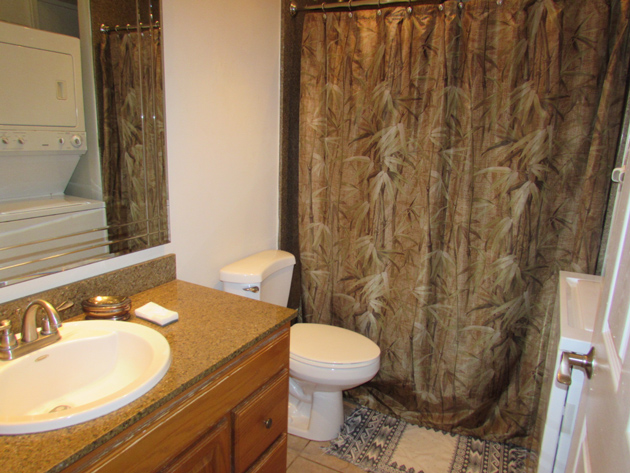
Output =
[{"x1": 326, "y1": 406, "x2": 534, "y2": 473}]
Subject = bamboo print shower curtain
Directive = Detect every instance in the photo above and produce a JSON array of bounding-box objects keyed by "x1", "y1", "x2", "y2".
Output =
[{"x1": 298, "y1": 0, "x2": 630, "y2": 444}]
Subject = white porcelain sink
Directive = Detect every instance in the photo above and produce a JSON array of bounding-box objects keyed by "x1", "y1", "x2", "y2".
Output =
[{"x1": 0, "y1": 320, "x2": 171, "y2": 435}]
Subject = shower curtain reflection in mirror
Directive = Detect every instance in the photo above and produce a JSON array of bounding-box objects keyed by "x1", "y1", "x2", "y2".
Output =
[{"x1": 98, "y1": 25, "x2": 168, "y2": 254}]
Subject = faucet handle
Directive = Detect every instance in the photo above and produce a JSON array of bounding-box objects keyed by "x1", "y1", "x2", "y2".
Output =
[
  {"x1": 56, "y1": 301, "x2": 74, "y2": 313},
  {"x1": 0, "y1": 319, "x2": 18, "y2": 350}
]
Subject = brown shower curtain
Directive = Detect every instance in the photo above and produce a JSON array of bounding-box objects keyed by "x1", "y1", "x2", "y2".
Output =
[
  {"x1": 297, "y1": 0, "x2": 630, "y2": 446},
  {"x1": 100, "y1": 27, "x2": 167, "y2": 253}
]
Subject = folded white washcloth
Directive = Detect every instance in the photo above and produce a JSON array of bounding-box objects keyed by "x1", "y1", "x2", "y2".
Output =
[{"x1": 135, "y1": 302, "x2": 179, "y2": 326}]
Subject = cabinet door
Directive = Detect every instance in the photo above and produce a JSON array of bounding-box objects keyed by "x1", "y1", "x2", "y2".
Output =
[
  {"x1": 246, "y1": 434, "x2": 287, "y2": 473},
  {"x1": 161, "y1": 418, "x2": 231, "y2": 473},
  {"x1": 233, "y1": 371, "x2": 289, "y2": 473}
]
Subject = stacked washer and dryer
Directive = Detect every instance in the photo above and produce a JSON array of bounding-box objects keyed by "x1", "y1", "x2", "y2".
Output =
[{"x1": 0, "y1": 21, "x2": 107, "y2": 284}]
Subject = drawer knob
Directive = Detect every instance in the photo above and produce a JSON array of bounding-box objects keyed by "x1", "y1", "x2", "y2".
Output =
[{"x1": 263, "y1": 418, "x2": 273, "y2": 429}]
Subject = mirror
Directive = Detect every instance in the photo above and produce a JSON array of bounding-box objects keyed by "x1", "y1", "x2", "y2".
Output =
[{"x1": 0, "y1": 0, "x2": 169, "y2": 286}]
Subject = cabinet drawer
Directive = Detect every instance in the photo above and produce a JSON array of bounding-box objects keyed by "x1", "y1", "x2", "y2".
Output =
[
  {"x1": 246, "y1": 433, "x2": 287, "y2": 473},
  {"x1": 233, "y1": 371, "x2": 289, "y2": 473}
]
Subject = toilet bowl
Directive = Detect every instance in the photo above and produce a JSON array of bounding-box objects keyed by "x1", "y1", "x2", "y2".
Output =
[
  {"x1": 219, "y1": 250, "x2": 381, "y2": 441},
  {"x1": 288, "y1": 323, "x2": 380, "y2": 440}
]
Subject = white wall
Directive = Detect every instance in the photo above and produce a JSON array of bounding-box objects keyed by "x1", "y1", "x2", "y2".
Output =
[
  {"x1": 162, "y1": 0, "x2": 281, "y2": 289},
  {"x1": 0, "y1": 0, "x2": 281, "y2": 303}
]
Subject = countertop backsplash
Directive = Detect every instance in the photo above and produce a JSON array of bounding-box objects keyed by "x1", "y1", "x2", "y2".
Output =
[{"x1": 0, "y1": 254, "x2": 176, "y2": 330}]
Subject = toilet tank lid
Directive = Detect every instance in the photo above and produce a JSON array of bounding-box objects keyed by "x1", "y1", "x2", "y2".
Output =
[{"x1": 219, "y1": 250, "x2": 296, "y2": 284}]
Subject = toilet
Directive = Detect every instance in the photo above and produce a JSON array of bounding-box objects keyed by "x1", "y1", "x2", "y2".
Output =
[{"x1": 220, "y1": 250, "x2": 381, "y2": 441}]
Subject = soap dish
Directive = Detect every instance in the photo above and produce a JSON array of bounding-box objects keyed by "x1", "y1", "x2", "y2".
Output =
[{"x1": 82, "y1": 296, "x2": 132, "y2": 321}]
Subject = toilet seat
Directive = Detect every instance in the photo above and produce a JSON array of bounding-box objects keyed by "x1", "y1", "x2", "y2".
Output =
[
  {"x1": 290, "y1": 323, "x2": 380, "y2": 368},
  {"x1": 290, "y1": 353, "x2": 378, "y2": 369}
]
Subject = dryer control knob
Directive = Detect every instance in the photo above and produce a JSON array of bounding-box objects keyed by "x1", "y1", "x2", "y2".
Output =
[{"x1": 71, "y1": 135, "x2": 83, "y2": 147}]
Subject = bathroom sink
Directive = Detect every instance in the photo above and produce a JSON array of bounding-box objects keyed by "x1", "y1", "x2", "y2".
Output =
[{"x1": 0, "y1": 320, "x2": 171, "y2": 435}]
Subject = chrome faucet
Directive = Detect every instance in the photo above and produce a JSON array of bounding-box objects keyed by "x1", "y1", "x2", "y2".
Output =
[
  {"x1": 0, "y1": 299, "x2": 65, "y2": 361},
  {"x1": 21, "y1": 300, "x2": 62, "y2": 342}
]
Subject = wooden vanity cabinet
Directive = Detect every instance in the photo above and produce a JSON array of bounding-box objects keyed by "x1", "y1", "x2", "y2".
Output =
[{"x1": 63, "y1": 324, "x2": 290, "y2": 473}]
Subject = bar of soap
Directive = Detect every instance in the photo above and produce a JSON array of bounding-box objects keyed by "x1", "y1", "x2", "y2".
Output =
[{"x1": 135, "y1": 302, "x2": 179, "y2": 326}]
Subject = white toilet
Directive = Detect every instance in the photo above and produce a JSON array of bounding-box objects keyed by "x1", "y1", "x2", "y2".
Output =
[{"x1": 220, "y1": 250, "x2": 381, "y2": 441}]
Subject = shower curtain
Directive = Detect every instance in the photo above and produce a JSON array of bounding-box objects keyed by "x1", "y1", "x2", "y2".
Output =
[
  {"x1": 297, "y1": 0, "x2": 630, "y2": 445},
  {"x1": 99, "y1": 27, "x2": 166, "y2": 253}
]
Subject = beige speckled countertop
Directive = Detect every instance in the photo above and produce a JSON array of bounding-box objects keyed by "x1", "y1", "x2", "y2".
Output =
[{"x1": 0, "y1": 280, "x2": 296, "y2": 473}]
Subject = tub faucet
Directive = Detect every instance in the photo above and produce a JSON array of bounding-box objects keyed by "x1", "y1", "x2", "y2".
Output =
[{"x1": 0, "y1": 300, "x2": 63, "y2": 361}]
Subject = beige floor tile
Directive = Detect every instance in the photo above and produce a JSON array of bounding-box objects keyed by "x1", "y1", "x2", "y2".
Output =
[
  {"x1": 286, "y1": 456, "x2": 339, "y2": 473},
  {"x1": 298, "y1": 440, "x2": 365, "y2": 472},
  {"x1": 287, "y1": 434, "x2": 312, "y2": 469},
  {"x1": 287, "y1": 447, "x2": 300, "y2": 468},
  {"x1": 288, "y1": 434, "x2": 310, "y2": 453}
]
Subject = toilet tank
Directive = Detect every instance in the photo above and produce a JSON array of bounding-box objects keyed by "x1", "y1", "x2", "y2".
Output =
[{"x1": 219, "y1": 250, "x2": 296, "y2": 307}]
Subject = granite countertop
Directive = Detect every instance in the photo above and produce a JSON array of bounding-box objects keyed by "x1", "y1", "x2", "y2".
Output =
[{"x1": 0, "y1": 280, "x2": 296, "y2": 473}]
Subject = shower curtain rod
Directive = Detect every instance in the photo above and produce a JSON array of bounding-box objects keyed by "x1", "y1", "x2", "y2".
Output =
[
  {"x1": 100, "y1": 21, "x2": 160, "y2": 33},
  {"x1": 290, "y1": 0, "x2": 444, "y2": 16}
]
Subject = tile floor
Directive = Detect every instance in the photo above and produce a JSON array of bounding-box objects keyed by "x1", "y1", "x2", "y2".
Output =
[
  {"x1": 286, "y1": 400, "x2": 365, "y2": 472},
  {"x1": 286, "y1": 434, "x2": 364, "y2": 473}
]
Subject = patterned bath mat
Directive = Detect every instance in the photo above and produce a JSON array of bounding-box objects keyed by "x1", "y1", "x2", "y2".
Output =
[{"x1": 325, "y1": 406, "x2": 534, "y2": 473}]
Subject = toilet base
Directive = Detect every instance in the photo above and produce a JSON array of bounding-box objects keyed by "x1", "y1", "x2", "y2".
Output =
[{"x1": 288, "y1": 389, "x2": 344, "y2": 441}]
